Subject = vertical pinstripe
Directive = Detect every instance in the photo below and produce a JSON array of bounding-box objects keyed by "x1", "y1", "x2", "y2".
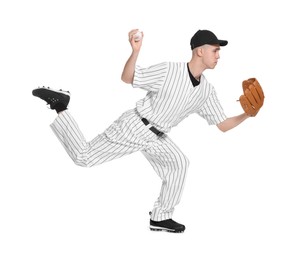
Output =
[
  {"x1": 133, "y1": 62, "x2": 227, "y2": 132},
  {"x1": 50, "y1": 109, "x2": 188, "y2": 221},
  {"x1": 143, "y1": 136, "x2": 189, "y2": 221}
]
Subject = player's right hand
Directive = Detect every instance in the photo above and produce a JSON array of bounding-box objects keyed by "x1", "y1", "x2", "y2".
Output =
[{"x1": 128, "y1": 29, "x2": 143, "y2": 51}]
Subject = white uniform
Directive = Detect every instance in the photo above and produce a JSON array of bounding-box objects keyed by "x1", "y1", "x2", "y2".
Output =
[{"x1": 50, "y1": 61, "x2": 227, "y2": 221}]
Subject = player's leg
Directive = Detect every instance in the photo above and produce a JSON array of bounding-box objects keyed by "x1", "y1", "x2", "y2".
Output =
[
  {"x1": 50, "y1": 110, "x2": 142, "y2": 167},
  {"x1": 32, "y1": 87, "x2": 144, "y2": 167},
  {"x1": 142, "y1": 136, "x2": 189, "y2": 233}
]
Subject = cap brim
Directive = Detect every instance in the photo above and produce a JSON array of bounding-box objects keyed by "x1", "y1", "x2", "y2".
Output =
[{"x1": 218, "y1": 40, "x2": 228, "y2": 46}]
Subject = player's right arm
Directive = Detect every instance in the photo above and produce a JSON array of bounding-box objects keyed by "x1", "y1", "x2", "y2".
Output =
[{"x1": 121, "y1": 29, "x2": 143, "y2": 84}]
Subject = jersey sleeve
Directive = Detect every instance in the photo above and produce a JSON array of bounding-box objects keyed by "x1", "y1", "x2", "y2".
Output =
[
  {"x1": 197, "y1": 87, "x2": 227, "y2": 125},
  {"x1": 132, "y1": 62, "x2": 168, "y2": 92}
]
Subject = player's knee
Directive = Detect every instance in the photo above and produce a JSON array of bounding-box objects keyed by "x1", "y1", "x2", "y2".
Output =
[
  {"x1": 73, "y1": 159, "x2": 92, "y2": 168},
  {"x1": 184, "y1": 157, "x2": 190, "y2": 172},
  {"x1": 73, "y1": 155, "x2": 105, "y2": 168},
  {"x1": 184, "y1": 156, "x2": 190, "y2": 170},
  {"x1": 71, "y1": 153, "x2": 94, "y2": 168},
  {"x1": 178, "y1": 154, "x2": 190, "y2": 173}
]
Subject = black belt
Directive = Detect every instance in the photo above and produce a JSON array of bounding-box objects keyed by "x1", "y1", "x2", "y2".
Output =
[{"x1": 141, "y1": 118, "x2": 164, "y2": 137}]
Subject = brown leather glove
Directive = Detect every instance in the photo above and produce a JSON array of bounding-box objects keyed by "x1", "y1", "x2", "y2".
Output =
[{"x1": 239, "y1": 78, "x2": 264, "y2": 116}]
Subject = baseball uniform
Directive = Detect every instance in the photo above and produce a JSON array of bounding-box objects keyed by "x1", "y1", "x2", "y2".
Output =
[{"x1": 50, "y1": 61, "x2": 227, "y2": 221}]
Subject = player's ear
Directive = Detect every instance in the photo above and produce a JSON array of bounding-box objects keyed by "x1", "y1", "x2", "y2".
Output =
[{"x1": 195, "y1": 47, "x2": 203, "y2": 57}]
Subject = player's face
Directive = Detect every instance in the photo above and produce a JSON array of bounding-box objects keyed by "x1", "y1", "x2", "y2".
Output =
[{"x1": 202, "y1": 44, "x2": 221, "y2": 69}]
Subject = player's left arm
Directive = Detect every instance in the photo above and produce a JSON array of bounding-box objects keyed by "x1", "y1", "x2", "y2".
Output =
[{"x1": 216, "y1": 113, "x2": 250, "y2": 132}]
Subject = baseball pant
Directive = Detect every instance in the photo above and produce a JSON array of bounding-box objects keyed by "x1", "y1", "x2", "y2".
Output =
[{"x1": 50, "y1": 109, "x2": 189, "y2": 221}]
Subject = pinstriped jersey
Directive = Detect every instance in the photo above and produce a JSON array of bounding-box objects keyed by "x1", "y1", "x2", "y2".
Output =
[{"x1": 132, "y1": 62, "x2": 227, "y2": 133}]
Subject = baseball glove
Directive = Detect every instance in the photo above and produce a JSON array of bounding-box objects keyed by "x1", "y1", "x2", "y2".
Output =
[{"x1": 239, "y1": 78, "x2": 264, "y2": 116}]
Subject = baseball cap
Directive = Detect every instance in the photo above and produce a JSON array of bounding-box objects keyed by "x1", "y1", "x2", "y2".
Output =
[{"x1": 190, "y1": 30, "x2": 228, "y2": 50}]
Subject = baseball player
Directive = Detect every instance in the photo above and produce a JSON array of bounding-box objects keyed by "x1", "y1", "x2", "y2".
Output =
[{"x1": 32, "y1": 29, "x2": 264, "y2": 233}]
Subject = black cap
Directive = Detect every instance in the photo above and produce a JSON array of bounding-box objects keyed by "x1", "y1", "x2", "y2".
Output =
[{"x1": 190, "y1": 30, "x2": 228, "y2": 50}]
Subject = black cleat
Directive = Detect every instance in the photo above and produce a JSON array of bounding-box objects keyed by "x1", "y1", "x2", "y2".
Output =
[
  {"x1": 32, "y1": 86, "x2": 70, "y2": 110},
  {"x1": 150, "y1": 218, "x2": 185, "y2": 233}
]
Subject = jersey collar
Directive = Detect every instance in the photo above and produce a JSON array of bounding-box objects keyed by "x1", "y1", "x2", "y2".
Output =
[{"x1": 187, "y1": 63, "x2": 200, "y2": 87}]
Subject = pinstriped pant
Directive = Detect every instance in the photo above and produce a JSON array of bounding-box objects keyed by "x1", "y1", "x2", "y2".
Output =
[{"x1": 50, "y1": 109, "x2": 189, "y2": 221}]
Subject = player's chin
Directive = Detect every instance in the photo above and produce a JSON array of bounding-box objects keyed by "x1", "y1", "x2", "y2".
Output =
[
  {"x1": 208, "y1": 64, "x2": 217, "y2": 69},
  {"x1": 210, "y1": 63, "x2": 218, "y2": 69}
]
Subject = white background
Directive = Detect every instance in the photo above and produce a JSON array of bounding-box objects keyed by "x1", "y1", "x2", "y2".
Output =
[{"x1": 1, "y1": 0, "x2": 295, "y2": 259}]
